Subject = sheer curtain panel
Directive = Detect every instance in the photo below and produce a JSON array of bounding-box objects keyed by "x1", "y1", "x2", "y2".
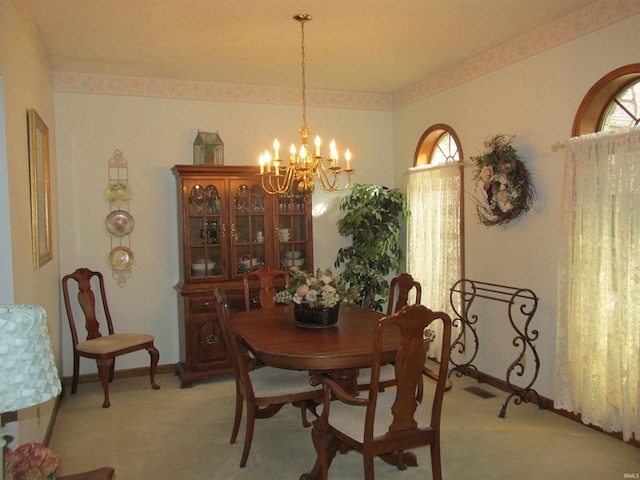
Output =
[
  {"x1": 407, "y1": 163, "x2": 463, "y2": 362},
  {"x1": 555, "y1": 126, "x2": 640, "y2": 441}
]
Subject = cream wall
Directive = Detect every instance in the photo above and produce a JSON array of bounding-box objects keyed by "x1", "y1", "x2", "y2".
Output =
[
  {"x1": 393, "y1": 14, "x2": 640, "y2": 399},
  {"x1": 54, "y1": 93, "x2": 393, "y2": 376},
  {"x1": 0, "y1": 0, "x2": 61, "y2": 445}
]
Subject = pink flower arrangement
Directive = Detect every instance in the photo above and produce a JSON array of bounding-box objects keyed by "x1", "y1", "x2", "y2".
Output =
[{"x1": 4, "y1": 442, "x2": 59, "y2": 480}]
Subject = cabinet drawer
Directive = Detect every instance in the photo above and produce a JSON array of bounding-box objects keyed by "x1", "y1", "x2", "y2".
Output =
[{"x1": 190, "y1": 295, "x2": 215, "y2": 313}]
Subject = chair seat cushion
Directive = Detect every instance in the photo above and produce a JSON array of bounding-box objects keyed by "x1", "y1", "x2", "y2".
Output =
[
  {"x1": 250, "y1": 366, "x2": 322, "y2": 398},
  {"x1": 76, "y1": 333, "x2": 154, "y2": 355},
  {"x1": 321, "y1": 391, "x2": 431, "y2": 443}
]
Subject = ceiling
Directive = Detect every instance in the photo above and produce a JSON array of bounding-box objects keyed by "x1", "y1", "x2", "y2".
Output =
[{"x1": 25, "y1": 0, "x2": 597, "y2": 95}]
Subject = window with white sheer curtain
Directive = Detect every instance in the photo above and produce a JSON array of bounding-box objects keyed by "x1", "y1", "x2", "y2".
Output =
[
  {"x1": 407, "y1": 162, "x2": 463, "y2": 362},
  {"x1": 555, "y1": 126, "x2": 640, "y2": 441}
]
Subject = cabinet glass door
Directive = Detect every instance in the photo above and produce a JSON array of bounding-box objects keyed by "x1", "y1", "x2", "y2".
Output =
[
  {"x1": 186, "y1": 180, "x2": 225, "y2": 280},
  {"x1": 277, "y1": 192, "x2": 310, "y2": 271},
  {"x1": 230, "y1": 180, "x2": 268, "y2": 279}
]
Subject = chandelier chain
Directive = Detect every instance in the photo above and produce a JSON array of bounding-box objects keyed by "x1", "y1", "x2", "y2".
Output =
[{"x1": 300, "y1": 19, "x2": 307, "y2": 131}]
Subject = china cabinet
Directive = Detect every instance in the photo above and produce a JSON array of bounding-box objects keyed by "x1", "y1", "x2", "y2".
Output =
[{"x1": 172, "y1": 165, "x2": 313, "y2": 387}]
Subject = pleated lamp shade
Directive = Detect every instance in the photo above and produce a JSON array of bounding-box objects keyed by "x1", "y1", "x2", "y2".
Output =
[{"x1": 0, "y1": 305, "x2": 61, "y2": 413}]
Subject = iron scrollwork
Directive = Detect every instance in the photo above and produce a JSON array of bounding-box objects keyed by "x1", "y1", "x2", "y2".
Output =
[{"x1": 449, "y1": 279, "x2": 542, "y2": 418}]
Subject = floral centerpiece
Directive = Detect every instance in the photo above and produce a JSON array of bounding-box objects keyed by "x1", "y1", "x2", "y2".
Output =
[
  {"x1": 470, "y1": 134, "x2": 536, "y2": 227},
  {"x1": 4, "y1": 442, "x2": 59, "y2": 480},
  {"x1": 274, "y1": 267, "x2": 359, "y2": 327}
]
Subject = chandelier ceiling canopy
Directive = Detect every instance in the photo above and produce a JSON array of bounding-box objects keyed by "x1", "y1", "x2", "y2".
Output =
[{"x1": 258, "y1": 14, "x2": 354, "y2": 195}]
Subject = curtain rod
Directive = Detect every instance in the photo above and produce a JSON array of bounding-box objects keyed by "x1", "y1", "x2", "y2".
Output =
[{"x1": 551, "y1": 126, "x2": 640, "y2": 152}]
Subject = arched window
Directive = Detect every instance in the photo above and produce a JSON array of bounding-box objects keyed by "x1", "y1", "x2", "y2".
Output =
[
  {"x1": 414, "y1": 124, "x2": 462, "y2": 166},
  {"x1": 407, "y1": 124, "x2": 464, "y2": 362},
  {"x1": 572, "y1": 63, "x2": 640, "y2": 135}
]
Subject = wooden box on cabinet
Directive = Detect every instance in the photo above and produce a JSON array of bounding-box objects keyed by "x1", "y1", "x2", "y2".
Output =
[{"x1": 173, "y1": 165, "x2": 313, "y2": 387}]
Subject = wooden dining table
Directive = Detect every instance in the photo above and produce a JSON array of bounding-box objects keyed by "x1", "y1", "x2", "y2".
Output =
[{"x1": 230, "y1": 305, "x2": 401, "y2": 395}]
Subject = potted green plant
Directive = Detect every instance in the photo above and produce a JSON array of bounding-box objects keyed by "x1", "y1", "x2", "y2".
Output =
[{"x1": 334, "y1": 184, "x2": 410, "y2": 312}]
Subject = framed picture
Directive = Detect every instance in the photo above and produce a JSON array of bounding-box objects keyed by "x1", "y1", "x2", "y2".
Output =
[{"x1": 28, "y1": 109, "x2": 52, "y2": 268}]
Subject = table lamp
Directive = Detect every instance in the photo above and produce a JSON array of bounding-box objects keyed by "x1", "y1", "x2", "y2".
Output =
[{"x1": 0, "y1": 305, "x2": 62, "y2": 480}]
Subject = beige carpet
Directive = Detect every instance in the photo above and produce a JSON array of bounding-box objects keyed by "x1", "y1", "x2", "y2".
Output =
[{"x1": 49, "y1": 368, "x2": 640, "y2": 479}]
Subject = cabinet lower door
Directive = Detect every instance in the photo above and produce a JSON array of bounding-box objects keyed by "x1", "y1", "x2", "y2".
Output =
[
  {"x1": 191, "y1": 313, "x2": 227, "y2": 365},
  {"x1": 179, "y1": 310, "x2": 232, "y2": 388}
]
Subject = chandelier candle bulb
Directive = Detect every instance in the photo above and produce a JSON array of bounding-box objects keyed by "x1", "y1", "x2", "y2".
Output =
[
  {"x1": 346, "y1": 149, "x2": 352, "y2": 170},
  {"x1": 264, "y1": 150, "x2": 272, "y2": 172},
  {"x1": 274, "y1": 139, "x2": 280, "y2": 159},
  {"x1": 315, "y1": 135, "x2": 321, "y2": 156}
]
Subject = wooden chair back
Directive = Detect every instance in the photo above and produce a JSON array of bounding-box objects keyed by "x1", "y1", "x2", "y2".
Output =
[
  {"x1": 62, "y1": 267, "x2": 115, "y2": 345},
  {"x1": 243, "y1": 266, "x2": 290, "y2": 310},
  {"x1": 369, "y1": 304, "x2": 451, "y2": 434},
  {"x1": 214, "y1": 288, "x2": 255, "y2": 397},
  {"x1": 387, "y1": 273, "x2": 422, "y2": 315}
]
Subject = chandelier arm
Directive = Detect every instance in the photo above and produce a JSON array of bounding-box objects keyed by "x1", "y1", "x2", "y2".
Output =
[
  {"x1": 314, "y1": 162, "x2": 352, "y2": 192},
  {"x1": 261, "y1": 164, "x2": 297, "y2": 195}
]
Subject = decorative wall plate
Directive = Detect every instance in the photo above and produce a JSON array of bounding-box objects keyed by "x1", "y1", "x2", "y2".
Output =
[
  {"x1": 106, "y1": 181, "x2": 132, "y2": 206},
  {"x1": 105, "y1": 210, "x2": 135, "y2": 237},
  {"x1": 109, "y1": 246, "x2": 134, "y2": 270}
]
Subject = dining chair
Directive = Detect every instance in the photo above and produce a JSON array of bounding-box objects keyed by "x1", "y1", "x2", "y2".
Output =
[
  {"x1": 62, "y1": 268, "x2": 160, "y2": 408},
  {"x1": 308, "y1": 304, "x2": 452, "y2": 480},
  {"x1": 214, "y1": 288, "x2": 322, "y2": 467},
  {"x1": 387, "y1": 272, "x2": 422, "y2": 315},
  {"x1": 358, "y1": 273, "x2": 422, "y2": 391},
  {"x1": 243, "y1": 266, "x2": 290, "y2": 310}
]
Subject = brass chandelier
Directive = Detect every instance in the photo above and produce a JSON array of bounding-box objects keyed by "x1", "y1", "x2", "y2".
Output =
[{"x1": 258, "y1": 14, "x2": 354, "y2": 195}]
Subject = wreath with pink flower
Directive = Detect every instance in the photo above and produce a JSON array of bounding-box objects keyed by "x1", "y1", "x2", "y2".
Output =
[{"x1": 470, "y1": 134, "x2": 536, "y2": 227}]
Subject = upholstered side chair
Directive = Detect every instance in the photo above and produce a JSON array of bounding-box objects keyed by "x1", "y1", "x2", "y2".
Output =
[
  {"x1": 62, "y1": 268, "x2": 160, "y2": 408},
  {"x1": 214, "y1": 288, "x2": 322, "y2": 467},
  {"x1": 307, "y1": 304, "x2": 452, "y2": 480}
]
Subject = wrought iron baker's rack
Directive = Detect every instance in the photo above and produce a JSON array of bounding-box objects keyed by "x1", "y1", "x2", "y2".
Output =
[{"x1": 448, "y1": 279, "x2": 542, "y2": 417}]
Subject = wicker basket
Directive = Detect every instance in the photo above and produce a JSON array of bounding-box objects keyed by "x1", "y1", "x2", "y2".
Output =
[{"x1": 293, "y1": 303, "x2": 340, "y2": 328}]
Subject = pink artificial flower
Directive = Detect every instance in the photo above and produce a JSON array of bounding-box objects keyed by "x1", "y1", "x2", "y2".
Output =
[{"x1": 4, "y1": 442, "x2": 59, "y2": 480}]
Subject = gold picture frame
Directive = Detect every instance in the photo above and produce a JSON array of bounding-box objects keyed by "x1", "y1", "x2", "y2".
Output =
[{"x1": 28, "y1": 109, "x2": 52, "y2": 268}]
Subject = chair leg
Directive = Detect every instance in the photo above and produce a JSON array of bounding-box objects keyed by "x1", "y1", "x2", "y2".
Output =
[
  {"x1": 239, "y1": 404, "x2": 256, "y2": 468},
  {"x1": 71, "y1": 352, "x2": 80, "y2": 394},
  {"x1": 363, "y1": 452, "x2": 375, "y2": 480},
  {"x1": 96, "y1": 357, "x2": 114, "y2": 408},
  {"x1": 230, "y1": 384, "x2": 243, "y2": 444},
  {"x1": 431, "y1": 439, "x2": 442, "y2": 480},
  {"x1": 309, "y1": 428, "x2": 339, "y2": 480},
  {"x1": 293, "y1": 400, "x2": 312, "y2": 427},
  {"x1": 146, "y1": 345, "x2": 160, "y2": 389}
]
